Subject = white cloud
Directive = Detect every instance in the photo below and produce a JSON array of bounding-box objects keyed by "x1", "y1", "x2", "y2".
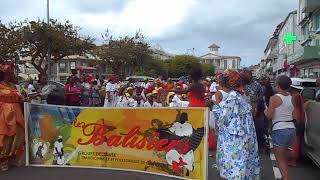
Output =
[{"x1": 50, "y1": 0, "x2": 197, "y2": 38}]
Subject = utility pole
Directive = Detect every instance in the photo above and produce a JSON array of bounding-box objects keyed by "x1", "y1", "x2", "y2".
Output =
[{"x1": 47, "y1": 0, "x2": 52, "y2": 80}]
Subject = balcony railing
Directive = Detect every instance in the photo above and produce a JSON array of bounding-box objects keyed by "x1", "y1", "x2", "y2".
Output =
[
  {"x1": 302, "y1": 0, "x2": 320, "y2": 13},
  {"x1": 288, "y1": 46, "x2": 320, "y2": 64}
]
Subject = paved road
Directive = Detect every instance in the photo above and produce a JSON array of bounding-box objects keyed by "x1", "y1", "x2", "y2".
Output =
[{"x1": 0, "y1": 152, "x2": 318, "y2": 180}]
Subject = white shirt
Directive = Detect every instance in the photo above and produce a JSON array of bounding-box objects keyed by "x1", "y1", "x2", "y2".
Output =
[
  {"x1": 210, "y1": 82, "x2": 219, "y2": 93},
  {"x1": 27, "y1": 84, "x2": 37, "y2": 95},
  {"x1": 272, "y1": 94, "x2": 295, "y2": 130},
  {"x1": 143, "y1": 101, "x2": 162, "y2": 107}
]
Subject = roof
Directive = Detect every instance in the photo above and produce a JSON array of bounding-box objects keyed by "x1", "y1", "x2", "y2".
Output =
[
  {"x1": 220, "y1": 55, "x2": 241, "y2": 59},
  {"x1": 208, "y1": 43, "x2": 220, "y2": 48},
  {"x1": 200, "y1": 53, "x2": 241, "y2": 60},
  {"x1": 77, "y1": 66, "x2": 96, "y2": 70}
]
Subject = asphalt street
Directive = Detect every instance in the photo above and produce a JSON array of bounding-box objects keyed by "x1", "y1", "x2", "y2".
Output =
[{"x1": 0, "y1": 151, "x2": 318, "y2": 180}]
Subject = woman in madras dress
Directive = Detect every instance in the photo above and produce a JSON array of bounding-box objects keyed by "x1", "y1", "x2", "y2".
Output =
[
  {"x1": 213, "y1": 69, "x2": 260, "y2": 180},
  {"x1": 0, "y1": 63, "x2": 25, "y2": 171}
]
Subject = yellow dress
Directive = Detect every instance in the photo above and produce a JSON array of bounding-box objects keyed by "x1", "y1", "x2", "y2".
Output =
[{"x1": 0, "y1": 82, "x2": 25, "y2": 169}]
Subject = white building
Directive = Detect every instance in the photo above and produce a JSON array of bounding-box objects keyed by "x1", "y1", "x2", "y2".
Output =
[
  {"x1": 276, "y1": 10, "x2": 301, "y2": 77},
  {"x1": 290, "y1": 0, "x2": 320, "y2": 78},
  {"x1": 150, "y1": 44, "x2": 174, "y2": 60},
  {"x1": 200, "y1": 43, "x2": 241, "y2": 73}
]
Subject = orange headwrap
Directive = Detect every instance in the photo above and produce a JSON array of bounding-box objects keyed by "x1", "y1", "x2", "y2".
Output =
[{"x1": 222, "y1": 69, "x2": 242, "y2": 90}]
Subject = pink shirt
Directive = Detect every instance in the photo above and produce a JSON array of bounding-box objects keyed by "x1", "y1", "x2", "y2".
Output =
[{"x1": 64, "y1": 84, "x2": 80, "y2": 104}]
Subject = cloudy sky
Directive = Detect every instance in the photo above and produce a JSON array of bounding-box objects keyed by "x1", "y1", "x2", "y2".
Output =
[{"x1": 0, "y1": 0, "x2": 297, "y2": 66}]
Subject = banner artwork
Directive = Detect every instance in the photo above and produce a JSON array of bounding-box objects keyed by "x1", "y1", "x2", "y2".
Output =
[{"x1": 25, "y1": 103, "x2": 208, "y2": 180}]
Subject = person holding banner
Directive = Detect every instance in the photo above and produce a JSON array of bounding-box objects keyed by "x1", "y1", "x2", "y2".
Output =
[
  {"x1": 0, "y1": 63, "x2": 25, "y2": 171},
  {"x1": 64, "y1": 77, "x2": 81, "y2": 106},
  {"x1": 213, "y1": 69, "x2": 260, "y2": 180},
  {"x1": 104, "y1": 76, "x2": 119, "y2": 107},
  {"x1": 169, "y1": 67, "x2": 216, "y2": 150}
]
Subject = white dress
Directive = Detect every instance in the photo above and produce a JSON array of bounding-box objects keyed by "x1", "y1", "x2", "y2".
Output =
[{"x1": 104, "y1": 82, "x2": 118, "y2": 107}]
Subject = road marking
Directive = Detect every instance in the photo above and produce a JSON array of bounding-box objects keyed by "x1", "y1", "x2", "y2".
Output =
[
  {"x1": 273, "y1": 167, "x2": 282, "y2": 179},
  {"x1": 269, "y1": 136, "x2": 282, "y2": 180}
]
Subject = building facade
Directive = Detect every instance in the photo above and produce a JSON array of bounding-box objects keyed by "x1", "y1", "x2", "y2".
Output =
[
  {"x1": 290, "y1": 0, "x2": 320, "y2": 78},
  {"x1": 150, "y1": 44, "x2": 174, "y2": 60},
  {"x1": 262, "y1": 0, "x2": 320, "y2": 79},
  {"x1": 200, "y1": 43, "x2": 241, "y2": 73}
]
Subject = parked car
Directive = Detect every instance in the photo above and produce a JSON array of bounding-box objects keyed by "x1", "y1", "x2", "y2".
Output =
[
  {"x1": 18, "y1": 80, "x2": 65, "y2": 94},
  {"x1": 125, "y1": 76, "x2": 154, "y2": 82},
  {"x1": 303, "y1": 101, "x2": 320, "y2": 167},
  {"x1": 291, "y1": 78, "x2": 317, "y2": 101}
]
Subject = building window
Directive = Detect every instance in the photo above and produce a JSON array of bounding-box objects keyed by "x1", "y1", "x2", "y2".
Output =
[
  {"x1": 224, "y1": 60, "x2": 228, "y2": 69},
  {"x1": 216, "y1": 59, "x2": 220, "y2": 67},
  {"x1": 70, "y1": 62, "x2": 76, "y2": 69},
  {"x1": 59, "y1": 62, "x2": 68, "y2": 73},
  {"x1": 232, "y1": 60, "x2": 236, "y2": 69}
]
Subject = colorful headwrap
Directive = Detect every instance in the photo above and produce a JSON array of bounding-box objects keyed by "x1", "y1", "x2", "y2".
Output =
[
  {"x1": 166, "y1": 92, "x2": 175, "y2": 105},
  {"x1": 86, "y1": 74, "x2": 94, "y2": 83},
  {"x1": 221, "y1": 69, "x2": 242, "y2": 90},
  {"x1": 0, "y1": 63, "x2": 14, "y2": 73},
  {"x1": 155, "y1": 78, "x2": 162, "y2": 84}
]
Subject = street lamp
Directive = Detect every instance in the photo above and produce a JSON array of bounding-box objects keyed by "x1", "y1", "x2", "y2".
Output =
[{"x1": 46, "y1": 0, "x2": 52, "y2": 80}]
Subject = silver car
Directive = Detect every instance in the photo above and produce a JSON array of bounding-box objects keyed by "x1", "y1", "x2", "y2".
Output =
[{"x1": 303, "y1": 101, "x2": 320, "y2": 167}]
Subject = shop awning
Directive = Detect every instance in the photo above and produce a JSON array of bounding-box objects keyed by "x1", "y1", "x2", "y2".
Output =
[{"x1": 77, "y1": 66, "x2": 96, "y2": 70}]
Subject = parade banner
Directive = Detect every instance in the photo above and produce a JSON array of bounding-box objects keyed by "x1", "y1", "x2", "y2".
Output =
[{"x1": 25, "y1": 103, "x2": 208, "y2": 180}]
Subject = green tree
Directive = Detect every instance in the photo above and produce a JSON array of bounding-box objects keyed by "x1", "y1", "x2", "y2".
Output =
[
  {"x1": 201, "y1": 64, "x2": 215, "y2": 77},
  {"x1": 0, "y1": 21, "x2": 22, "y2": 62},
  {"x1": 135, "y1": 57, "x2": 167, "y2": 77},
  {"x1": 167, "y1": 55, "x2": 201, "y2": 78},
  {"x1": 20, "y1": 19, "x2": 95, "y2": 75},
  {"x1": 97, "y1": 30, "x2": 150, "y2": 78}
]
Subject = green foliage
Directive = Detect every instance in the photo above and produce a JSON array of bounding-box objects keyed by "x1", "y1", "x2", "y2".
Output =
[
  {"x1": 167, "y1": 55, "x2": 201, "y2": 78},
  {"x1": 0, "y1": 21, "x2": 22, "y2": 62},
  {"x1": 135, "y1": 57, "x2": 167, "y2": 77},
  {"x1": 96, "y1": 30, "x2": 150, "y2": 78},
  {"x1": 201, "y1": 64, "x2": 215, "y2": 76},
  {"x1": 20, "y1": 19, "x2": 95, "y2": 75},
  {"x1": 136, "y1": 55, "x2": 215, "y2": 78}
]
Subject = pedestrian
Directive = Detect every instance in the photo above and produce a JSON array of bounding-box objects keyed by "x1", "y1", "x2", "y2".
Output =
[
  {"x1": 26, "y1": 78, "x2": 38, "y2": 102},
  {"x1": 81, "y1": 74, "x2": 93, "y2": 106},
  {"x1": 92, "y1": 80, "x2": 101, "y2": 107},
  {"x1": 170, "y1": 67, "x2": 206, "y2": 107},
  {"x1": 241, "y1": 70, "x2": 265, "y2": 152},
  {"x1": 125, "y1": 87, "x2": 138, "y2": 107},
  {"x1": 260, "y1": 76, "x2": 274, "y2": 107},
  {"x1": 64, "y1": 77, "x2": 81, "y2": 106},
  {"x1": 143, "y1": 93, "x2": 162, "y2": 107},
  {"x1": 264, "y1": 75, "x2": 297, "y2": 180},
  {"x1": 213, "y1": 69, "x2": 260, "y2": 180},
  {"x1": 0, "y1": 63, "x2": 25, "y2": 171},
  {"x1": 169, "y1": 67, "x2": 216, "y2": 150},
  {"x1": 212, "y1": 74, "x2": 229, "y2": 104},
  {"x1": 37, "y1": 74, "x2": 56, "y2": 104},
  {"x1": 288, "y1": 86, "x2": 305, "y2": 166},
  {"x1": 104, "y1": 76, "x2": 118, "y2": 107}
]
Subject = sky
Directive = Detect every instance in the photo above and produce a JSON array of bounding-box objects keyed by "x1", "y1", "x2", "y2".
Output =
[{"x1": 0, "y1": 0, "x2": 297, "y2": 66}]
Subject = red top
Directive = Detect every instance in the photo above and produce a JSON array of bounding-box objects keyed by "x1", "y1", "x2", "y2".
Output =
[
  {"x1": 188, "y1": 91, "x2": 206, "y2": 107},
  {"x1": 64, "y1": 84, "x2": 80, "y2": 104}
]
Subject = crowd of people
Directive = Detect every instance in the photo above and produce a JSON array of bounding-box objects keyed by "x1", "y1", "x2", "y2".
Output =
[{"x1": 2, "y1": 60, "x2": 320, "y2": 180}]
